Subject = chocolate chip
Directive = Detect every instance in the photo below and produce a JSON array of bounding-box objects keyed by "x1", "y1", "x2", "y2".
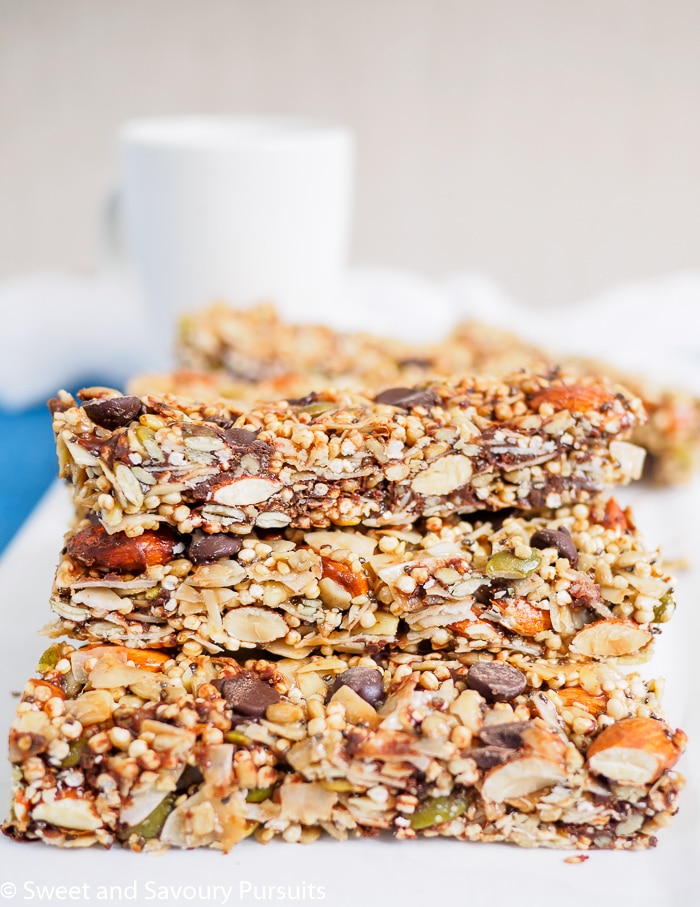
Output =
[
  {"x1": 466, "y1": 663, "x2": 527, "y2": 703},
  {"x1": 176, "y1": 763, "x2": 204, "y2": 792},
  {"x1": 469, "y1": 746, "x2": 514, "y2": 769},
  {"x1": 251, "y1": 438, "x2": 275, "y2": 456},
  {"x1": 215, "y1": 674, "x2": 281, "y2": 718},
  {"x1": 398, "y1": 357, "x2": 434, "y2": 369},
  {"x1": 187, "y1": 532, "x2": 243, "y2": 564},
  {"x1": 373, "y1": 387, "x2": 439, "y2": 409},
  {"x1": 287, "y1": 392, "x2": 319, "y2": 407},
  {"x1": 478, "y1": 720, "x2": 534, "y2": 749},
  {"x1": 329, "y1": 667, "x2": 384, "y2": 706},
  {"x1": 530, "y1": 526, "x2": 578, "y2": 567},
  {"x1": 223, "y1": 427, "x2": 261, "y2": 449},
  {"x1": 83, "y1": 396, "x2": 142, "y2": 430}
]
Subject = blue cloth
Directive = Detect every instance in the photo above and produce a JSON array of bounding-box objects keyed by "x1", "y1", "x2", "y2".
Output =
[
  {"x1": 0, "y1": 380, "x2": 118, "y2": 554},
  {"x1": 0, "y1": 402, "x2": 57, "y2": 553}
]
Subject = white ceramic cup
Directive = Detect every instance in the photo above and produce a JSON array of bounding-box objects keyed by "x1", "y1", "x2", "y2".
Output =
[{"x1": 117, "y1": 116, "x2": 355, "y2": 361}]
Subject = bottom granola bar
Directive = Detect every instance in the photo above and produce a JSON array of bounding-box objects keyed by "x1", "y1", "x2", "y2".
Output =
[{"x1": 4, "y1": 644, "x2": 685, "y2": 851}]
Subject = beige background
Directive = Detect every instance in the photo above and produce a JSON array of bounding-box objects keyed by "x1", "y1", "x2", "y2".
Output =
[{"x1": 1, "y1": 0, "x2": 699, "y2": 307}]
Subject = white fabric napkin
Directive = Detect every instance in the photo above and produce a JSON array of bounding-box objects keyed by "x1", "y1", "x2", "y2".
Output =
[{"x1": 0, "y1": 272, "x2": 150, "y2": 410}]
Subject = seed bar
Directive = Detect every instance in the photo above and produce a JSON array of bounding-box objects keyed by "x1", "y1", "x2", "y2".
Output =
[
  {"x1": 49, "y1": 499, "x2": 673, "y2": 662},
  {"x1": 4, "y1": 644, "x2": 685, "y2": 851},
  {"x1": 173, "y1": 302, "x2": 547, "y2": 386},
  {"x1": 50, "y1": 372, "x2": 645, "y2": 537}
]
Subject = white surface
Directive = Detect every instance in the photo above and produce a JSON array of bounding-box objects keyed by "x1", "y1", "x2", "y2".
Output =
[{"x1": 0, "y1": 481, "x2": 698, "y2": 906}]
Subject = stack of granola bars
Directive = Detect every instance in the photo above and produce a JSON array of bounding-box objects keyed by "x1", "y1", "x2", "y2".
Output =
[{"x1": 3, "y1": 307, "x2": 687, "y2": 852}]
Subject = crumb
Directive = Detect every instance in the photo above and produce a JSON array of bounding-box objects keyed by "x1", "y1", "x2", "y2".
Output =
[{"x1": 564, "y1": 855, "x2": 590, "y2": 864}]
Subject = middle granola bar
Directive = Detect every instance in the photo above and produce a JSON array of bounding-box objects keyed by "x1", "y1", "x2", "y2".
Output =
[
  {"x1": 50, "y1": 370, "x2": 646, "y2": 536},
  {"x1": 50, "y1": 498, "x2": 673, "y2": 662}
]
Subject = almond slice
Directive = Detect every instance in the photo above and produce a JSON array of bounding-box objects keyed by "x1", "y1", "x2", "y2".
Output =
[
  {"x1": 481, "y1": 756, "x2": 567, "y2": 801},
  {"x1": 222, "y1": 606, "x2": 288, "y2": 644},
  {"x1": 213, "y1": 478, "x2": 281, "y2": 506},
  {"x1": 410, "y1": 454, "x2": 473, "y2": 496},
  {"x1": 569, "y1": 620, "x2": 652, "y2": 658},
  {"x1": 556, "y1": 687, "x2": 607, "y2": 716},
  {"x1": 32, "y1": 797, "x2": 102, "y2": 832}
]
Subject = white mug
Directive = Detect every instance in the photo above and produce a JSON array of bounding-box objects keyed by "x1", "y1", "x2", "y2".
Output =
[{"x1": 116, "y1": 116, "x2": 355, "y2": 362}]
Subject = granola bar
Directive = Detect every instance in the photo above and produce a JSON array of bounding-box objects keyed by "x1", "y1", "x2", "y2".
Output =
[
  {"x1": 175, "y1": 302, "x2": 425, "y2": 383},
  {"x1": 128, "y1": 307, "x2": 548, "y2": 407},
  {"x1": 49, "y1": 499, "x2": 673, "y2": 662},
  {"x1": 4, "y1": 644, "x2": 685, "y2": 851},
  {"x1": 140, "y1": 303, "x2": 699, "y2": 486},
  {"x1": 50, "y1": 373, "x2": 645, "y2": 537}
]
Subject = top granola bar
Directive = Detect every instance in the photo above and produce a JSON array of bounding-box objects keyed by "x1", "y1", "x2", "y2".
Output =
[{"x1": 50, "y1": 372, "x2": 645, "y2": 536}]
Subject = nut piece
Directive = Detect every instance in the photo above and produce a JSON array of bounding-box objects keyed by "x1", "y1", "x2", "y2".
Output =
[
  {"x1": 597, "y1": 498, "x2": 633, "y2": 533},
  {"x1": 222, "y1": 606, "x2": 288, "y2": 643},
  {"x1": 556, "y1": 687, "x2": 607, "y2": 716},
  {"x1": 329, "y1": 685, "x2": 380, "y2": 728},
  {"x1": 212, "y1": 478, "x2": 282, "y2": 506},
  {"x1": 481, "y1": 756, "x2": 567, "y2": 801},
  {"x1": 569, "y1": 620, "x2": 652, "y2": 658},
  {"x1": 305, "y1": 531, "x2": 378, "y2": 560},
  {"x1": 586, "y1": 717, "x2": 685, "y2": 785},
  {"x1": 64, "y1": 690, "x2": 114, "y2": 726},
  {"x1": 320, "y1": 558, "x2": 369, "y2": 598},
  {"x1": 67, "y1": 524, "x2": 179, "y2": 573},
  {"x1": 32, "y1": 797, "x2": 102, "y2": 831},
  {"x1": 529, "y1": 384, "x2": 615, "y2": 414},
  {"x1": 411, "y1": 454, "x2": 473, "y2": 496},
  {"x1": 449, "y1": 689, "x2": 483, "y2": 732},
  {"x1": 490, "y1": 597, "x2": 552, "y2": 636}
]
